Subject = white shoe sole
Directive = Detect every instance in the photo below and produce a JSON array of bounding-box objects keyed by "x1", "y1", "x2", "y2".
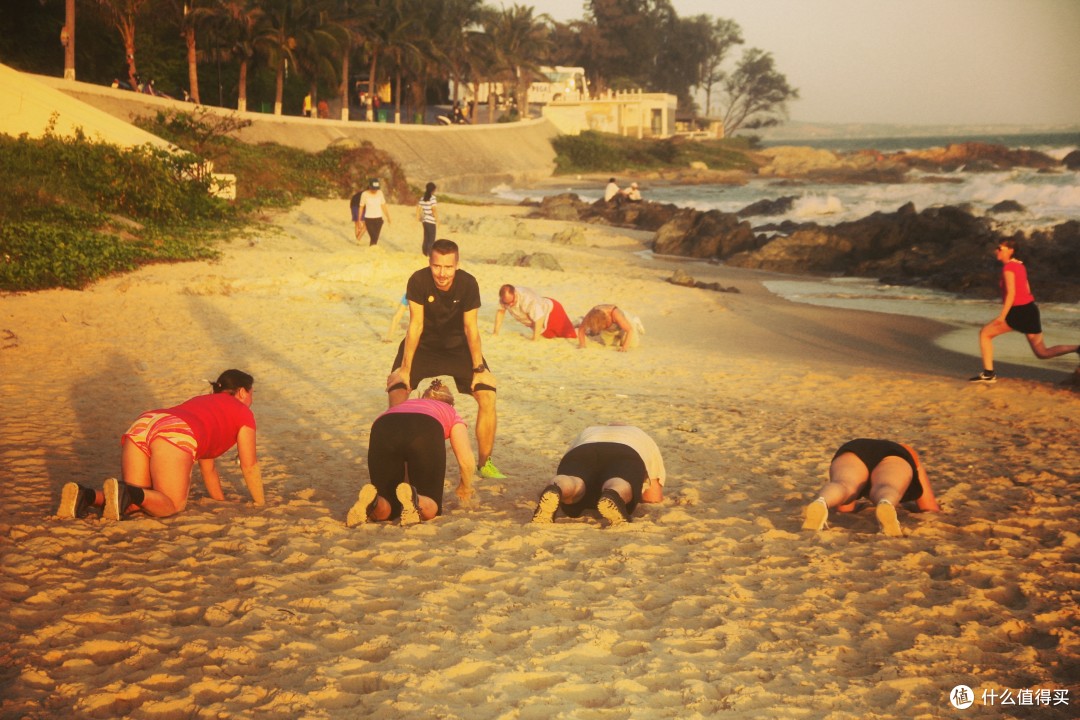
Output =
[
  {"x1": 396, "y1": 483, "x2": 420, "y2": 526},
  {"x1": 346, "y1": 484, "x2": 379, "y2": 527}
]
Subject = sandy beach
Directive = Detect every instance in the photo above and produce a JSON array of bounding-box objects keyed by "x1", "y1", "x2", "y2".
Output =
[{"x1": 1, "y1": 198, "x2": 1077, "y2": 719}]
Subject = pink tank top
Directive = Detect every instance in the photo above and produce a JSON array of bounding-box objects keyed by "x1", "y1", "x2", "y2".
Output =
[{"x1": 1001, "y1": 260, "x2": 1034, "y2": 305}]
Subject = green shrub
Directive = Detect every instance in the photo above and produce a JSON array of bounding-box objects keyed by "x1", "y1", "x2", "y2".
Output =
[{"x1": 552, "y1": 130, "x2": 759, "y2": 174}]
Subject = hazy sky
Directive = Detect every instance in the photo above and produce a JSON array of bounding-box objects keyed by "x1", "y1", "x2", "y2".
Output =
[{"x1": 532, "y1": 0, "x2": 1080, "y2": 126}]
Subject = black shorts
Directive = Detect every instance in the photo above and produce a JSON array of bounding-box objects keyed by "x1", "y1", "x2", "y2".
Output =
[
  {"x1": 368, "y1": 413, "x2": 447, "y2": 518},
  {"x1": 556, "y1": 442, "x2": 647, "y2": 518},
  {"x1": 392, "y1": 341, "x2": 492, "y2": 395},
  {"x1": 1005, "y1": 302, "x2": 1042, "y2": 335},
  {"x1": 833, "y1": 438, "x2": 922, "y2": 503}
]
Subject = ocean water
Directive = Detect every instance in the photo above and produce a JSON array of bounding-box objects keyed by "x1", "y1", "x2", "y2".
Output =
[{"x1": 497, "y1": 132, "x2": 1080, "y2": 368}]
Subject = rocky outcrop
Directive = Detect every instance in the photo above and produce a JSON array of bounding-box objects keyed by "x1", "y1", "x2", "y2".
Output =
[
  {"x1": 1062, "y1": 150, "x2": 1080, "y2": 170},
  {"x1": 895, "y1": 142, "x2": 1060, "y2": 172},
  {"x1": 725, "y1": 205, "x2": 1080, "y2": 303},
  {"x1": 653, "y1": 208, "x2": 759, "y2": 259}
]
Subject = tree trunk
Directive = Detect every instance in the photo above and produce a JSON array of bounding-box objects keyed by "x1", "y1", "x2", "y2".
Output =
[
  {"x1": 185, "y1": 25, "x2": 200, "y2": 103},
  {"x1": 63, "y1": 0, "x2": 75, "y2": 81},
  {"x1": 122, "y1": 20, "x2": 138, "y2": 90},
  {"x1": 394, "y1": 69, "x2": 401, "y2": 124},
  {"x1": 274, "y1": 57, "x2": 284, "y2": 115},
  {"x1": 367, "y1": 50, "x2": 379, "y2": 121},
  {"x1": 237, "y1": 59, "x2": 248, "y2": 112},
  {"x1": 339, "y1": 49, "x2": 350, "y2": 121}
]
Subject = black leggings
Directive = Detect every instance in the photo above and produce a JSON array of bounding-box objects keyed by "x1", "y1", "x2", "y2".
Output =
[
  {"x1": 556, "y1": 442, "x2": 646, "y2": 518},
  {"x1": 368, "y1": 413, "x2": 446, "y2": 518},
  {"x1": 364, "y1": 217, "x2": 384, "y2": 246}
]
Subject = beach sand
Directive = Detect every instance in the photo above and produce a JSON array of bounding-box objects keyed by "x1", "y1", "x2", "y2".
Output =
[{"x1": 1, "y1": 199, "x2": 1076, "y2": 719}]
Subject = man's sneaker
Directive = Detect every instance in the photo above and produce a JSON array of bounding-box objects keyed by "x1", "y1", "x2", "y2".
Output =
[
  {"x1": 396, "y1": 483, "x2": 421, "y2": 526},
  {"x1": 597, "y1": 489, "x2": 631, "y2": 526},
  {"x1": 57, "y1": 482, "x2": 91, "y2": 519},
  {"x1": 346, "y1": 484, "x2": 379, "y2": 527},
  {"x1": 968, "y1": 370, "x2": 996, "y2": 384},
  {"x1": 802, "y1": 497, "x2": 829, "y2": 531},
  {"x1": 479, "y1": 458, "x2": 506, "y2": 479},
  {"x1": 876, "y1": 499, "x2": 903, "y2": 537},
  {"x1": 531, "y1": 484, "x2": 561, "y2": 524},
  {"x1": 102, "y1": 477, "x2": 131, "y2": 521}
]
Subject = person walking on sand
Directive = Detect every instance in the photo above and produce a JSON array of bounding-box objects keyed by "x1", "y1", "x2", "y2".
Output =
[
  {"x1": 56, "y1": 370, "x2": 264, "y2": 521},
  {"x1": 350, "y1": 179, "x2": 391, "y2": 246},
  {"x1": 417, "y1": 182, "x2": 439, "y2": 256},
  {"x1": 387, "y1": 239, "x2": 505, "y2": 479},
  {"x1": 577, "y1": 304, "x2": 644, "y2": 351},
  {"x1": 802, "y1": 438, "x2": 940, "y2": 537},
  {"x1": 492, "y1": 284, "x2": 577, "y2": 341},
  {"x1": 531, "y1": 424, "x2": 666, "y2": 527},
  {"x1": 347, "y1": 380, "x2": 475, "y2": 526},
  {"x1": 969, "y1": 239, "x2": 1079, "y2": 383}
]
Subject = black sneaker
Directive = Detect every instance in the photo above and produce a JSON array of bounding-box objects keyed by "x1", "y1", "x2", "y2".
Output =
[
  {"x1": 531, "y1": 483, "x2": 561, "y2": 524},
  {"x1": 103, "y1": 477, "x2": 131, "y2": 521},
  {"x1": 968, "y1": 370, "x2": 996, "y2": 384},
  {"x1": 597, "y1": 489, "x2": 631, "y2": 526},
  {"x1": 57, "y1": 482, "x2": 92, "y2": 519}
]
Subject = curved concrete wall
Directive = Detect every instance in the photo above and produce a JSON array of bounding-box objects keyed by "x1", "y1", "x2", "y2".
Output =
[{"x1": 33, "y1": 72, "x2": 559, "y2": 194}]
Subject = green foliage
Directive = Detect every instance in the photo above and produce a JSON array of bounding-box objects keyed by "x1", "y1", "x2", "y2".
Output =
[
  {"x1": 552, "y1": 131, "x2": 758, "y2": 174},
  {"x1": 1, "y1": 109, "x2": 410, "y2": 292},
  {"x1": 0, "y1": 129, "x2": 226, "y2": 292},
  {"x1": 137, "y1": 110, "x2": 411, "y2": 209}
]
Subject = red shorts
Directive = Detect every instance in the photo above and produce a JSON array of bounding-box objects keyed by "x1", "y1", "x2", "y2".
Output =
[{"x1": 542, "y1": 299, "x2": 578, "y2": 339}]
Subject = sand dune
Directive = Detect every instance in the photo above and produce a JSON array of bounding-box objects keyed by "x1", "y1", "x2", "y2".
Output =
[{"x1": 1, "y1": 199, "x2": 1076, "y2": 718}]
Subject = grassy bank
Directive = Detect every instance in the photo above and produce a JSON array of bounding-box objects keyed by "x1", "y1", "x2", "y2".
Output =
[
  {"x1": 552, "y1": 131, "x2": 760, "y2": 175},
  {"x1": 0, "y1": 109, "x2": 408, "y2": 292}
]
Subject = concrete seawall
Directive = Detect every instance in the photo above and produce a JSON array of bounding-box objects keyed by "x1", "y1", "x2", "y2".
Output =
[{"x1": 35, "y1": 73, "x2": 559, "y2": 194}]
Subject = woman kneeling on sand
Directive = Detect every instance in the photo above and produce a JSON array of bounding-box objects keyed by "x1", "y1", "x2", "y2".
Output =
[
  {"x1": 347, "y1": 378, "x2": 475, "y2": 526},
  {"x1": 802, "y1": 438, "x2": 939, "y2": 536},
  {"x1": 57, "y1": 370, "x2": 263, "y2": 520}
]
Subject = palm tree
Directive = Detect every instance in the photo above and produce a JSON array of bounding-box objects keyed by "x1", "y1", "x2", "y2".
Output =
[
  {"x1": 485, "y1": 4, "x2": 551, "y2": 120},
  {"x1": 291, "y1": 0, "x2": 347, "y2": 117},
  {"x1": 94, "y1": 0, "x2": 154, "y2": 91},
  {"x1": 214, "y1": 0, "x2": 268, "y2": 112},
  {"x1": 175, "y1": 0, "x2": 219, "y2": 104},
  {"x1": 255, "y1": 0, "x2": 306, "y2": 116},
  {"x1": 365, "y1": 0, "x2": 420, "y2": 124},
  {"x1": 332, "y1": 0, "x2": 376, "y2": 120}
]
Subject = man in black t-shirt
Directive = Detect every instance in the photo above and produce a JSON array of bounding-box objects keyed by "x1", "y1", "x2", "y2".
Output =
[{"x1": 387, "y1": 239, "x2": 505, "y2": 479}]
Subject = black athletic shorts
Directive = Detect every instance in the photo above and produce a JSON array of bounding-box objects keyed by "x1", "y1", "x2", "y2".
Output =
[
  {"x1": 832, "y1": 438, "x2": 922, "y2": 503},
  {"x1": 556, "y1": 442, "x2": 646, "y2": 518},
  {"x1": 368, "y1": 413, "x2": 447, "y2": 518},
  {"x1": 392, "y1": 340, "x2": 492, "y2": 395},
  {"x1": 1005, "y1": 302, "x2": 1042, "y2": 335}
]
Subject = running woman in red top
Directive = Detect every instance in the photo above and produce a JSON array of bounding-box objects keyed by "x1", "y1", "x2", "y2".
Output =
[
  {"x1": 969, "y1": 239, "x2": 1079, "y2": 383},
  {"x1": 56, "y1": 369, "x2": 263, "y2": 520}
]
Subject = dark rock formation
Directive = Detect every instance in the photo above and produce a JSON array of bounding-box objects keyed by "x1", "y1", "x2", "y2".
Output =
[
  {"x1": 989, "y1": 200, "x2": 1026, "y2": 214},
  {"x1": 653, "y1": 208, "x2": 759, "y2": 259},
  {"x1": 668, "y1": 269, "x2": 739, "y2": 293},
  {"x1": 894, "y1": 142, "x2": 1059, "y2": 172},
  {"x1": 737, "y1": 196, "x2": 797, "y2": 217},
  {"x1": 1062, "y1": 150, "x2": 1080, "y2": 170},
  {"x1": 494, "y1": 249, "x2": 563, "y2": 271}
]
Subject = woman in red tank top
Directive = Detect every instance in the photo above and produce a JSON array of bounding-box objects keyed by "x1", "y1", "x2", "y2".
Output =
[
  {"x1": 969, "y1": 239, "x2": 1079, "y2": 383},
  {"x1": 56, "y1": 370, "x2": 264, "y2": 520}
]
